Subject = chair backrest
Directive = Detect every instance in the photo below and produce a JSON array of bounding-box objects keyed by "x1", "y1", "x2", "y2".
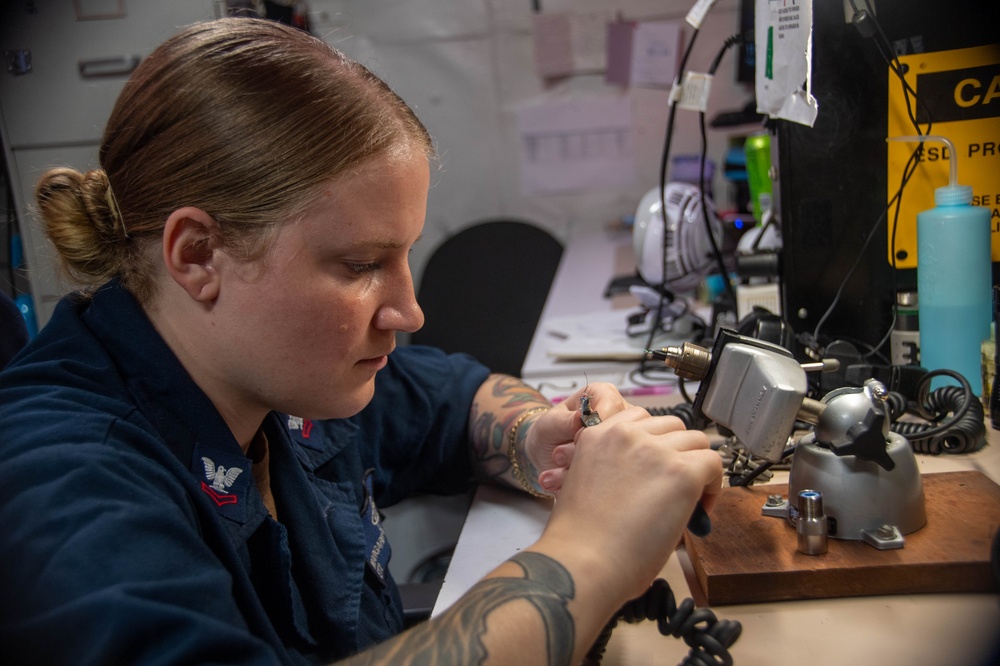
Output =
[{"x1": 411, "y1": 220, "x2": 563, "y2": 377}]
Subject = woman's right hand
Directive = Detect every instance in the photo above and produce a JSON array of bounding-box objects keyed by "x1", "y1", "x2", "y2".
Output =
[{"x1": 534, "y1": 405, "x2": 722, "y2": 605}]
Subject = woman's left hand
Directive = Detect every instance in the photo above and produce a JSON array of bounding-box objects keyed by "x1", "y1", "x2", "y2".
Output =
[{"x1": 525, "y1": 382, "x2": 634, "y2": 495}]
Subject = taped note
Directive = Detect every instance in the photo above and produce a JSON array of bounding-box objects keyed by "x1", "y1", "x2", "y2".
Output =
[{"x1": 755, "y1": 0, "x2": 818, "y2": 127}]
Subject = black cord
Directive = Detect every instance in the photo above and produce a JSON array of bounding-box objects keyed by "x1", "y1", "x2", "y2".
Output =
[
  {"x1": 695, "y1": 32, "x2": 745, "y2": 311},
  {"x1": 859, "y1": 0, "x2": 935, "y2": 132},
  {"x1": 888, "y1": 369, "x2": 986, "y2": 455},
  {"x1": 584, "y1": 578, "x2": 741, "y2": 666},
  {"x1": 728, "y1": 445, "x2": 796, "y2": 487},
  {"x1": 645, "y1": 402, "x2": 697, "y2": 428},
  {"x1": 810, "y1": 143, "x2": 921, "y2": 348},
  {"x1": 811, "y1": 0, "x2": 934, "y2": 352},
  {"x1": 678, "y1": 375, "x2": 695, "y2": 404},
  {"x1": 864, "y1": 145, "x2": 922, "y2": 360},
  {"x1": 639, "y1": 26, "x2": 702, "y2": 371}
]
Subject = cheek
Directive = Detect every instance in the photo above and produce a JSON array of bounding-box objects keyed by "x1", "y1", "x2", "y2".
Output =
[{"x1": 300, "y1": 299, "x2": 365, "y2": 352}]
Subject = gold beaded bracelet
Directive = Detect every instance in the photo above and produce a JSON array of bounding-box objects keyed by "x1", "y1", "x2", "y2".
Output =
[{"x1": 507, "y1": 407, "x2": 554, "y2": 499}]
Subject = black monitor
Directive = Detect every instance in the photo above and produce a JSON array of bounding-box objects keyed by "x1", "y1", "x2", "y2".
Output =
[{"x1": 776, "y1": 0, "x2": 999, "y2": 352}]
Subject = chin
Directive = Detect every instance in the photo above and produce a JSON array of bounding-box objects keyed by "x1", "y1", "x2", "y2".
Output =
[{"x1": 317, "y1": 383, "x2": 377, "y2": 420}]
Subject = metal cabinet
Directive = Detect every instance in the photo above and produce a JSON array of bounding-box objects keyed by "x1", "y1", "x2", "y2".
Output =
[{"x1": 1, "y1": 0, "x2": 218, "y2": 327}]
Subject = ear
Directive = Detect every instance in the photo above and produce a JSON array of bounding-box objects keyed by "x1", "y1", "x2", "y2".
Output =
[{"x1": 162, "y1": 207, "x2": 222, "y2": 302}]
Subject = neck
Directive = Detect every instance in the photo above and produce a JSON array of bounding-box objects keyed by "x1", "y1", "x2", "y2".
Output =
[{"x1": 144, "y1": 289, "x2": 265, "y2": 454}]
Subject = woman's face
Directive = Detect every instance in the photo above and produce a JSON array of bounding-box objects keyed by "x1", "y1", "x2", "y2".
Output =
[{"x1": 207, "y1": 150, "x2": 429, "y2": 423}]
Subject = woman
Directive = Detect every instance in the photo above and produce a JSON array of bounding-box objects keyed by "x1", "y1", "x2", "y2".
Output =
[{"x1": 0, "y1": 18, "x2": 722, "y2": 665}]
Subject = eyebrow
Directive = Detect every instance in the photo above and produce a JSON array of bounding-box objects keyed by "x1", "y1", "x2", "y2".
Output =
[{"x1": 340, "y1": 232, "x2": 423, "y2": 252}]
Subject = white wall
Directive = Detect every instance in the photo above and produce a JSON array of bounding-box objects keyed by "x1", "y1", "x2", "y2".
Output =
[
  {"x1": 304, "y1": 0, "x2": 751, "y2": 294},
  {"x1": 1, "y1": 0, "x2": 751, "y2": 327}
]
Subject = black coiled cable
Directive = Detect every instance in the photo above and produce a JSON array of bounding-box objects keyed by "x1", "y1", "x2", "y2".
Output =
[
  {"x1": 584, "y1": 578, "x2": 741, "y2": 666},
  {"x1": 646, "y1": 402, "x2": 696, "y2": 429},
  {"x1": 888, "y1": 369, "x2": 986, "y2": 455}
]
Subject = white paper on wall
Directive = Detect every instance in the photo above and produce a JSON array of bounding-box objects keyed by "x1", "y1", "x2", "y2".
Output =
[
  {"x1": 630, "y1": 20, "x2": 681, "y2": 88},
  {"x1": 516, "y1": 94, "x2": 637, "y2": 194}
]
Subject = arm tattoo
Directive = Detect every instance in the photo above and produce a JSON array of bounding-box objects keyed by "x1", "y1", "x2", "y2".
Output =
[
  {"x1": 344, "y1": 552, "x2": 576, "y2": 666},
  {"x1": 489, "y1": 375, "x2": 549, "y2": 410},
  {"x1": 469, "y1": 376, "x2": 551, "y2": 483}
]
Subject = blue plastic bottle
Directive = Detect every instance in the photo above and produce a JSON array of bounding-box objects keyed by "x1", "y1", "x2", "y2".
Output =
[{"x1": 893, "y1": 135, "x2": 992, "y2": 395}]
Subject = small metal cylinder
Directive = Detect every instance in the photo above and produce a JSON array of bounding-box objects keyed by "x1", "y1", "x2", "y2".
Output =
[
  {"x1": 890, "y1": 291, "x2": 920, "y2": 366},
  {"x1": 659, "y1": 342, "x2": 711, "y2": 381},
  {"x1": 796, "y1": 489, "x2": 828, "y2": 555}
]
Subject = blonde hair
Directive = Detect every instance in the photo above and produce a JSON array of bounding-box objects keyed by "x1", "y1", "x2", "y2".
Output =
[{"x1": 35, "y1": 18, "x2": 433, "y2": 304}]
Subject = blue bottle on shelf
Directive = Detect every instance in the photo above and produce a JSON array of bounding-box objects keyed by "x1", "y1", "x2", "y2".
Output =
[{"x1": 893, "y1": 135, "x2": 992, "y2": 395}]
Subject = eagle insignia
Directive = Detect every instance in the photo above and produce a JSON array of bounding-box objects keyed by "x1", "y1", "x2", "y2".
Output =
[{"x1": 199, "y1": 455, "x2": 246, "y2": 507}]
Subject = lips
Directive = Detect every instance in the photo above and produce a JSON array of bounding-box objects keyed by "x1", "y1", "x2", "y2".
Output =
[
  {"x1": 358, "y1": 340, "x2": 395, "y2": 365},
  {"x1": 358, "y1": 348, "x2": 393, "y2": 367}
]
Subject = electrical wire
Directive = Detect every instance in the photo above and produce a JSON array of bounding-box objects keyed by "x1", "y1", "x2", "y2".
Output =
[
  {"x1": 728, "y1": 445, "x2": 795, "y2": 487},
  {"x1": 697, "y1": 33, "x2": 745, "y2": 311},
  {"x1": 857, "y1": 0, "x2": 934, "y2": 131},
  {"x1": 888, "y1": 369, "x2": 986, "y2": 454},
  {"x1": 749, "y1": 209, "x2": 775, "y2": 252},
  {"x1": 637, "y1": 26, "x2": 747, "y2": 384},
  {"x1": 584, "y1": 578, "x2": 741, "y2": 666},
  {"x1": 634, "y1": 26, "x2": 703, "y2": 382},
  {"x1": 809, "y1": 3, "x2": 934, "y2": 351}
]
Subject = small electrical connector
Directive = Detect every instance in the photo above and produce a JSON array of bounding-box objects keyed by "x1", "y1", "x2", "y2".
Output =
[
  {"x1": 645, "y1": 343, "x2": 712, "y2": 381},
  {"x1": 579, "y1": 394, "x2": 602, "y2": 427}
]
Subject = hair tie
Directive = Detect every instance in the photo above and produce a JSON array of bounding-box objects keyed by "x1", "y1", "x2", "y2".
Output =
[{"x1": 107, "y1": 183, "x2": 129, "y2": 239}]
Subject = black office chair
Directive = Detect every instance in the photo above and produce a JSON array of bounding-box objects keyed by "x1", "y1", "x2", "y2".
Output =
[{"x1": 411, "y1": 219, "x2": 563, "y2": 377}]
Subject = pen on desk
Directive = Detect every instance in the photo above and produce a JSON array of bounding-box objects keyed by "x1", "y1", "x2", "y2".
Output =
[
  {"x1": 619, "y1": 384, "x2": 674, "y2": 398},
  {"x1": 550, "y1": 383, "x2": 673, "y2": 404}
]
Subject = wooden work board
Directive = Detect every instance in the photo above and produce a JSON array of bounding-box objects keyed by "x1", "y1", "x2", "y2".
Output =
[{"x1": 683, "y1": 471, "x2": 1000, "y2": 606}]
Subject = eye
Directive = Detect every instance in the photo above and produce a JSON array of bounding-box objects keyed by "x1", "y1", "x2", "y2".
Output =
[{"x1": 347, "y1": 262, "x2": 381, "y2": 274}]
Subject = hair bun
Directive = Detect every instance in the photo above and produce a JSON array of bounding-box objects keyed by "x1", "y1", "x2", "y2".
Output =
[{"x1": 35, "y1": 167, "x2": 127, "y2": 285}]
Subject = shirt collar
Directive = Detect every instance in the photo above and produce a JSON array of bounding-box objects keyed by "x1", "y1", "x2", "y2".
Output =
[{"x1": 82, "y1": 280, "x2": 257, "y2": 522}]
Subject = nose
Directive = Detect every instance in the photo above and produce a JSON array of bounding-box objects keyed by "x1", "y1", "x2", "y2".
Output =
[{"x1": 376, "y1": 270, "x2": 425, "y2": 333}]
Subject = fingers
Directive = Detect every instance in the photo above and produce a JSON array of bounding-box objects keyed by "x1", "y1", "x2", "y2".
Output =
[
  {"x1": 572, "y1": 404, "x2": 690, "y2": 443},
  {"x1": 692, "y1": 448, "x2": 725, "y2": 513},
  {"x1": 537, "y1": 410, "x2": 713, "y2": 497},
  {"x1": 540, "y1": 429, "x2": 723, "y2": 601},
  {"x1": 562, "y1": 382, "x2": 630, "y2": 416},
  {"x1": 536, "y1": 466, "x2": 566, "y2": 494},
  {"x1": 550, "y1": 442, "x2": 574, "y2": 468}
]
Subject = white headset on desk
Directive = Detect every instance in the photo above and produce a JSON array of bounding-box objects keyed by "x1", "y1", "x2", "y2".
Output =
[{"x1": 632, "y1": 181, "x2": 722, "y2": 295}]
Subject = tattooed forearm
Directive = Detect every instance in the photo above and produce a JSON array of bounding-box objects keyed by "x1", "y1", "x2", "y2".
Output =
[
  {"x1": 468, "y1": 375, "x2": 551, "y2": 484},
  {"x1": 489, "y1": 374, "x2": 550, "y2": 409},
  {"x1": 342, "y1": 552, "x2": 576, "y2": 666},
  {"x1": 469, "y1": 405, "x2": 509, "y2": 481}
]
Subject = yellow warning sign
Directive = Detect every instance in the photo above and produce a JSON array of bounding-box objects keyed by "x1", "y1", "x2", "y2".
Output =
[{"x1": 887, "y1": 44, "x2": 1000, "y2": 268}]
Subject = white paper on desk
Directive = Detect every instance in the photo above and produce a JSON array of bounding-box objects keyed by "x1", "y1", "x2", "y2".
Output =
[
  {"x1": 541, "y1": 310, "x2": 652, "y2": 358},
  {"x1": 517, "y1": 95, "x2": 637, "y2": 194}
]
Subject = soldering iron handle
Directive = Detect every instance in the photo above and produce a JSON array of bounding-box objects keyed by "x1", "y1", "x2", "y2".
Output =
[{"x1": 687, "y1": 501, "x2": 711, "y2": 537}]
